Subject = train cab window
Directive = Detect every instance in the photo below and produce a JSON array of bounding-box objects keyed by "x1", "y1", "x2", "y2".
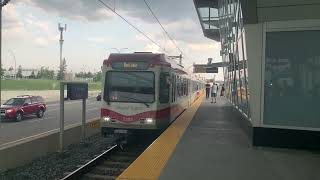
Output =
[
  {"x1": 104, "y1": 71, "x2": 155, "y2": 103},
  {"x1": 159, "y1": 73, "x2": 170, "y2": 103}
]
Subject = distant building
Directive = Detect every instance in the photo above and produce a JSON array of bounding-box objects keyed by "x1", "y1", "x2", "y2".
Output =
[
  {"x1": 4, "y1": 70, "x2": 15, "y2": 78},
  {"x1": 64, "y1": 72, "x2": 74, "y2": 81},
  {"x1": 74, "y1": 77, "x2": 94, "y2": 82},
  {"x1": 21, "y1": 69, "x2": 39, "y2": 77},
  {"x1": 4, "y1": 68, "x2": 39, "y2": 79}
]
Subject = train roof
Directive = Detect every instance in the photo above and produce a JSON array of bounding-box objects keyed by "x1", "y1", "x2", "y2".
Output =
[{"x1": 103, "y1": 52, "x2": 187, "y2": 74}]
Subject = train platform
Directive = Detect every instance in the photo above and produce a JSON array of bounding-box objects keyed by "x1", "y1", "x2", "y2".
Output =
[{"x1": 117, "y1": 96, "x2": 320, "y2": 180}]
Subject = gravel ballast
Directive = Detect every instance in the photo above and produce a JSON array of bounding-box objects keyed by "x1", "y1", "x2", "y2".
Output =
[{"x1": 0, "y1": 134, "x2": 113, "y2": 180}]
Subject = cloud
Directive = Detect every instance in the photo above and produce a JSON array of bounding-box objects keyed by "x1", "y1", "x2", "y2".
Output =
[
  {"x1": 16, "y1": 0, "x2": 197, "y2": 23},
  {"x1": 25, "y1": 15, "x2": 50, "y2": 33},
  {"x1": 16, "y1": 0, "x2": 114, "y2": 22},
  {"x1": 87, "y1": 37, "x2": 110, "y2": 43},
  {"x1": 188, "y1": 42, "x2": 220, "y2": 52},
  {"x1": 3, "y1": 4, "x2": 58, "y2": 47},
  {"x1": 34, "y1": 37, "x2": 50, "y2": 47},
  {"x1": 2, "y1": 4, "x2": 29, "y2": 42},
  {"x1": 163, "y1": 19, "x2": 205, "y2": 43},
  {"x1": 13, "y1": 0, "x2": 212, "y2": 47},
  {"x1": 143, "y1": 43, "x2": 160, "y2": 53},
  {"x1": 116, "y1": 0, "x2": 198, "y2": 23},
  {"x1": 3, "y1": 4, "x2": 25, "y2": 31}
]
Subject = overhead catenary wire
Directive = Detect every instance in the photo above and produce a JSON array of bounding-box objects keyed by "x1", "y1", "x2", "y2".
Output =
[
  {"x1": 143, "y1": 0, "x2": 191, "y2": 66},
  {"x1": 97, "y1": 0, "x2": 168, "y2": 54},
  {"x1": 143, "y1": 0, "x2": 183, "y2": 55}
]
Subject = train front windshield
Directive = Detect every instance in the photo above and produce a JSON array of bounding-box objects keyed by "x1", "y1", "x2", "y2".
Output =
[{"x1": 104, "y1": 71, "x2": 155, "y2": 103}]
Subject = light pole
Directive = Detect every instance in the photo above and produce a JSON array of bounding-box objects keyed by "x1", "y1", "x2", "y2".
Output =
[
  {"x1": 8, "y1": 49, "x2": 16, "y2": 79},
  {"x1": 58, "y1": 23, "x2": 67, "y2": 81},
  {"x1": 58, "y1": 23, "x2": 66, "y2": 152},
  {"x1": 110, "y1": 47, "x2": 128, "y2": 53}
]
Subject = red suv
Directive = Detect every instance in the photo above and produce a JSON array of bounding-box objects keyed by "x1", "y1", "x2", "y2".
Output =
[{"x1": 0, "y1": 95, "x2": 46, "y2": 121}]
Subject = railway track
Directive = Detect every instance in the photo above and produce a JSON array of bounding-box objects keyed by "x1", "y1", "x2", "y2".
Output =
[{"x1": 61, "y1": 133, "x2": 157, "y2": 180}]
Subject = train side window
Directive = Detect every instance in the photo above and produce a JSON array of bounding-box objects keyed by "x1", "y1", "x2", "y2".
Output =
[
  {"x1": 184, "y1": 79, "x2": 188, "y2": 96},
  {"x1": 186, "y1": 80, "x2": 188, "y2": 95},
  {"x1": 177, "y1": 76, "x2": 180, "y2": 97},
  {"x1": 160, "y1": 73, "x2": 170, "y2": 103},
  {"x1": 175, "y1": 76, "x2": 178, "y2": 98},
  {"x1": 171, "y1": 75, "x2": 175, "y2": 102},
  {"x1": 186, "y1": 80, "x2": 189, "y2": 96}
]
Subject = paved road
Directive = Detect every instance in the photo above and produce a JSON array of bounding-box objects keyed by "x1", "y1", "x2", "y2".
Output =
[{"x1": 0, "y1": 97, "x2": 100, "y2": 146}]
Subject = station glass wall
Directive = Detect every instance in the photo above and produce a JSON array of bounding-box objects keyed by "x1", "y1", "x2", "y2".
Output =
[
  {"x1": 264, "y1": 30, "x2": 320, "y2": 128},
  {"x1": 218, "y1": 0, "x2": 250, "y2": 118}
]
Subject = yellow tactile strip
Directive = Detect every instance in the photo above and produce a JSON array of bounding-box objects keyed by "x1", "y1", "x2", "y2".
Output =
[{"x1": 117, "y1": 95, "x2": 204, "y2": 180}]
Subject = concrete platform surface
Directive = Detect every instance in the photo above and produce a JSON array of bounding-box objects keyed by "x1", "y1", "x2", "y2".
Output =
[{"x1": 159, "y1": 98, "x2": 320, "y2": 180}]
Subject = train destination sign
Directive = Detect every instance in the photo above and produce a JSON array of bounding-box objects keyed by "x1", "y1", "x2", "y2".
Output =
[{"x1": 112, "y1": 61, "x2": 149, "y2": 70}]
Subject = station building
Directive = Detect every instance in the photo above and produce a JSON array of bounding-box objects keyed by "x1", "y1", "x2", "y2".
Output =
[{"x1": 194, "y1": 0, "x2": 320, "y2": 148}]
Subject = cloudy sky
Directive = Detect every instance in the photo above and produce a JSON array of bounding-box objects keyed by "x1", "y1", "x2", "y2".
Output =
[{"x1": 3, "y1": 0, "x2": 223, "y2": 80}]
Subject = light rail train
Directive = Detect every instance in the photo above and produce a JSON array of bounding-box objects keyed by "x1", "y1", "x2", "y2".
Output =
[{"x1": 100, "y1": 52, "x2": 204, "y2": 135}]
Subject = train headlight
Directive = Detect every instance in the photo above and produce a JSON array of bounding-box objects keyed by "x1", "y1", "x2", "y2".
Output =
[
  {"x1": 145, "y1": 118, "x2": 154, "y2": 124},
  {"x1": 103, "y1": 116, "x2": 111, "y2": 122}
]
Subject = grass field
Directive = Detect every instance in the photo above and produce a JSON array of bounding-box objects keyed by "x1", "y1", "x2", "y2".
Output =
[{"x1": 1, "y1": 79, "x2": 101, "y2": 91}]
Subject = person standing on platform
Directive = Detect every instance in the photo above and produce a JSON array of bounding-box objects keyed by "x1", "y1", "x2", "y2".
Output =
[
  {"x1": 220, "y1": 84, "x2": 225, "y2": 97},
  {"x1": 205, "y1": 83, "x2": 210, "y2": 99},
  {"x1": 211, "y1": 83, "x2": 218, "y2": 103}
]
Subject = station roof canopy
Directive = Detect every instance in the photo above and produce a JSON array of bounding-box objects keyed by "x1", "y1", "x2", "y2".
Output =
[
  {"x1": 193, "y1": 0, "x2": 257, "y2": 41},
  {"x1": 193, "y1": 0, "x2": 220, "y2": 41}
]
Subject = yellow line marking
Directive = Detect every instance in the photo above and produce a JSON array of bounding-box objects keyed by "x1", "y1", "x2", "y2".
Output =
[{"x1": 117, "y1": 95, "x2": 204, "y2": 180}]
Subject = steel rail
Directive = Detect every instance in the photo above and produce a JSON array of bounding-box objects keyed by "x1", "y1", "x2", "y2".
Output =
[{"x1": 60, "y1": 144, "x2": 118, "y2": 180}]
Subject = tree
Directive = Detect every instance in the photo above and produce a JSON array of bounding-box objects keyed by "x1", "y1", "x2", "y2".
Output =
[
  {"x1": 16, "y1": 65, "x2": 22, "y2": 78},
  {"x1": 85, "y1": 72, "x2": 93, "y2": 78},
  {"x1": 37, "y1": 66, "x2": 55, "y2": 79},
  {"x1": 93, "y1": 71, "x2": 102, "y2": 82},
  {"x1": 29, "y1": 71, "x2": 36, "y2": 79},
  {"x1": 48, "y1": 70, "x2": 55, "y2": 79},
  {"x1": 1, "y1": 64, "x2": 5, "y2": 77},
  {"x1": 75, "y1": 72, "x2": 85, "y2": 78},
  {"x1": 57, "y1": 58, "x2": 67, "y2": 80}
]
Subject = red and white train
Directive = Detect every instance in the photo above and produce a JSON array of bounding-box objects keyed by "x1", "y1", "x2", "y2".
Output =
[{"x1": 100, "y1": 52, "x2": 204, "y2": 135}]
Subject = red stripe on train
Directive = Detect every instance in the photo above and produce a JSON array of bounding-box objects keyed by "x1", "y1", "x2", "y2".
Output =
[{"x1": 101, "y1": 105, "x2": 184, "y2": 123}]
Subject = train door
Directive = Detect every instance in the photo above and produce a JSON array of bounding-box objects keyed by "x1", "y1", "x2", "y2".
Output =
[
  {"x1": 159, "y1": 72, "x2": 170, "y2": 104},
  {"x1": 170, "y1": 74, "x2": 176, "y2": 121},
  {"x1": 159, "y1": 72, "x2": 171, "y2": 126}
]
